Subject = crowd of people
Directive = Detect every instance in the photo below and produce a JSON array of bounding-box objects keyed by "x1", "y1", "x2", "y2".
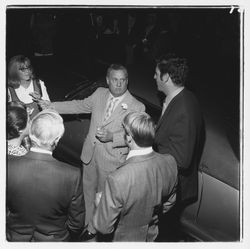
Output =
[{"x1": 6, "y1": 51, "x2": 204, "y2": 242}]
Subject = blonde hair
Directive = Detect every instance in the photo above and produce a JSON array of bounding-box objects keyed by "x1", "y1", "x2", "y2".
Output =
[
  {"x1": 29, "y1": 110, "x2": 64, "y2": 148},
  {"x1": 123, "y1": 111, "x2": 155, "y2": 147}
]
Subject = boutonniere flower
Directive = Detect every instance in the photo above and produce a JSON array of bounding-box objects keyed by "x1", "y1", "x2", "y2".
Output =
[{"x1": 121, "y1": 103, "x2": 128, "y2": 110}]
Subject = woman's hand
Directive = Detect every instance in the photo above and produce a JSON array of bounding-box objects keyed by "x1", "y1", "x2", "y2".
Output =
[{"x1": 29, "y1": 91, "x2": 41, "y2": 101}]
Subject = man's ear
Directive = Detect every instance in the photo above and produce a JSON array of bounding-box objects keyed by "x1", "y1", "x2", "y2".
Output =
[
  {"x1": 127, "y1": 133, "x2": 133, "y2": 144},
  {"x1": 162, "y1": 73, "x2": 169, "y2": 84},
  {"x1": 52, "y1": 136, "x2": 61, "y2": 148},
  {"x1": 106, "y1": 76, "x2": 110, "y2": 85}
]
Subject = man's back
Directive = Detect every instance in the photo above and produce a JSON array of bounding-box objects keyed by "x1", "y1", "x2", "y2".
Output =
[
  {"x1": 94, "y1": 151, "x2": 177, "y2": 241},
  {"x1": 7, "y1": 151, "x2": 85, "y2": 242}
]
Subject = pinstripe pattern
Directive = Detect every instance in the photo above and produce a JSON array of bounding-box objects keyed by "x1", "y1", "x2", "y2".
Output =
[
  {"x1": 52, "y1": 87, "x2": 145, "y2": 225},
  {"x1": 52, "y1": 87, "x2": 145, "y2": 166}
]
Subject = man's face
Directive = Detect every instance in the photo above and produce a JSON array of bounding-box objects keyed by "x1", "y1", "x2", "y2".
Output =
[
  {"x1": 107, "y1": 69, "x2": 128, "y2": 97},
  {"x1": 154, "y1": 66, "x2": 169, "y2": 93}
]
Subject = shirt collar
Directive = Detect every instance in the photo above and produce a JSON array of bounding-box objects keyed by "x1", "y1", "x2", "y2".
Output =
[
  {"x1": 109, "y1": 91, "x2": 127, "y2": 102},
  {"x1": 126, "y1": 147, "x2": 153, "y2": 160},
  {"x1": 30, "y1": 147, "x2": 52, "y2": 155}
]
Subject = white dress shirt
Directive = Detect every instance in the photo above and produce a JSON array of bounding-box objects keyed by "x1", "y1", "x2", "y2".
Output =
[
  {"x1": 30, "y1": 147, "x2": 52, "y2": 155},
  {"x1": 105, "y1": 91, "x2": 127, "y2": 112},
  {"x1": 126, "y1": 147, "x2": 153, "y2": 160}
]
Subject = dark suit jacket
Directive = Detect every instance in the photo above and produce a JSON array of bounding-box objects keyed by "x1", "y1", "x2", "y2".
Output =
[
  {"x1": 93, "y1": 152, "x2": 178, "y2": 241},
  {"x1": 154, "y1": 88, "x2": 204, "y2": 202},
  {"x1": 7, "y1": 151, "x2": 85, "y2": 242}
]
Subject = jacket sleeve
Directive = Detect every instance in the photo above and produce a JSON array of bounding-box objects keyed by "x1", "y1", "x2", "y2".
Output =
[
  {"x1": 50, "y1": 88, "x2": 100, "y2": 114},
  {"x1": 93, "y1": 175, "x2": 123, "y2": 234},
  {"x1": 66, "y1": 171, "x2": 85, "y2": 235}
]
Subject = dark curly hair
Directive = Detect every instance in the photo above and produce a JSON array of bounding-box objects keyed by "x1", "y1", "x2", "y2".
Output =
[
  {"x1": 7, "y1": 101, "x2": 28, "y2": 140},
  {"x1": 156, "y1": 56, "x2": 188, "y2": 86}
]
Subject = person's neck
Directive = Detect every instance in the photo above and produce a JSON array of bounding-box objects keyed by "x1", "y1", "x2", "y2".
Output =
[
  {"x1": 130, "y1": 143, "x2": 145, "y2": 151},
  {"x1": 32, "y1": 145, "x2": 53, "y2": 152},
  {"x1": 8, "y1": 137, "x2": 22, "y2": 147},
  {"x1": 20, "y1": 79, "x2": 31, "y2": 89},
  {"x1": 164, "y1": 83, "x2": 181, "y2": 97}
]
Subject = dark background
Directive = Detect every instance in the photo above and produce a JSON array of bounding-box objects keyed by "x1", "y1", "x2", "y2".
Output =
[{"x1": 6, "y1": 6, "x2": 241, "y2": 186}]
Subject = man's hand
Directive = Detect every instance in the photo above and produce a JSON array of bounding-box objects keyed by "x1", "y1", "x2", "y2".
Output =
[
  {"x1": 96, "y1": 127, "x2": 113, "y2": 143},
  {"x1": 37, "y1": 99, "x2": 52, "y2": 110}
]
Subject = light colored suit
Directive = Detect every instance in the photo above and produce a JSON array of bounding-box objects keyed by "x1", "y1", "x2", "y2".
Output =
[
  {"x1": 51, "y1": 87, "x2": 145, "y2": 225},
  {"x1": 93, "y1": 152, "x2": 178, "y2": 241}
]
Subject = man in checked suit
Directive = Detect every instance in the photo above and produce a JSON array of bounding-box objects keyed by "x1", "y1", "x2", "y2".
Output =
[
  {"x1": 153, "y1": 55, "x2": 205, "y2": 240},
  {"x1": 93, "y1": 112, "x2": 178, "y2": 241},
  {"x1": 38, "y1": 64, "x2": 145, "y2": 240}
]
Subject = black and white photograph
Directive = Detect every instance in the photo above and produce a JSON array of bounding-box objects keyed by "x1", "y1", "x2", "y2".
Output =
[{"x1": 3, "y1": 0, "x2": 247, "y2": 247}]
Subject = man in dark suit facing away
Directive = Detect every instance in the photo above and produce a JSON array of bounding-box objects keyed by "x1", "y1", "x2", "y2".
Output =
[
  {"x1": 153, "y1": 55, "x2": 205, "y2": 240},
  {"x1": 93, "y1": 111, "x2": 178, "y2": 241},
  {"x1": 7, "y1": 110, "x2": 85, "y2": 242}
]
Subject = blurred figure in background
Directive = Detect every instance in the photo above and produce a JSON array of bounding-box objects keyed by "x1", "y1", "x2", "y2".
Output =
[
  {"x1": 93, "y1": 13, "x2": 126, "y2": 67},
  {"x1": 7, "y1": 110, "x2": 85, "y2": 241},
  {"x1": 7, "y1": 101, "x2": 30, "y2": 156},
  {"x1": 30, "y1": 11, "x2": 56, "y2": 57},
  {"x1": 124, "y1": 12, "x2": 141, "y2": 65},
  {"x1": 135, "y1": 13, "x2": 161, "y2": 64},
  {"x1": 7, "y1": 55, "x2": 50, "y2": 119},
  {"x1": 93, "y1": 112, "x2": 177, "y2": 241}
]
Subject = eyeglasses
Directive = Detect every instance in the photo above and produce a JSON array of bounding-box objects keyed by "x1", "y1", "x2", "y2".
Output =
[{"x1": 19, "y1": 66, "x2": 31, "y2": 72}]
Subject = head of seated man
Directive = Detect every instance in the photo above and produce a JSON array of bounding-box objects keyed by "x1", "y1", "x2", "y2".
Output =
[{"x1": 29, "y1": 110, "x2": 64, "y2": 152}]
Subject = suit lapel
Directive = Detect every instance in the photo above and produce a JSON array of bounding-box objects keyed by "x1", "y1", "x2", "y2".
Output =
[
  {"x1": 100, "y1": 90, "x2": 112, "y2": 124},
  {"x1": 102, "y1": 90, "x2": 132, "y2": 127},
  {"x1": 156, "y1": 89, "x2": 185, "y2": 131},
  {"x1": 156, "y1": 100, "x2": 174, "y2": 131}
]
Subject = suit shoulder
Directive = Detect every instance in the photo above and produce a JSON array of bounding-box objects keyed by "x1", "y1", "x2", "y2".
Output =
[
  {"x1": 53, "y1": 159, "x2": 81, "y2": 175},
  {"x1": 109, "y1": 163, "x2": 132, "y2": 183},
  {"x1": 95, "y1": 87, "x2": 109, "y2": 95},
  {"x1": 129, "y1": 95, "x2": 145, "y2": 110}
]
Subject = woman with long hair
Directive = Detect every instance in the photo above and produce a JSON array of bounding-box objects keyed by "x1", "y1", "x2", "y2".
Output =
[{"x1": 7, "y1": 55, "x2": 50, "y2": 119}]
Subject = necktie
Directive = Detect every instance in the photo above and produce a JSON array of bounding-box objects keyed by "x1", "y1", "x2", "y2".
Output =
[{"x1": 103, "y1": 97, "x2": 118, "y2": 122}]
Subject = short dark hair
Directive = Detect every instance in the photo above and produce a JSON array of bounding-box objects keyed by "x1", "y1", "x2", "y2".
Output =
[
  {"x1": 106, "y1": 64, "x2": 128, "y2": 78},
  {"x1": 156, "y1": 56, "x2": 188, "y2": 86},
  {"x1": 123, "y1": 112, "x2": 155, "y2": 147},
  {"x1": 7, "y1": 101, "x2": 28, "y2": 140}
]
